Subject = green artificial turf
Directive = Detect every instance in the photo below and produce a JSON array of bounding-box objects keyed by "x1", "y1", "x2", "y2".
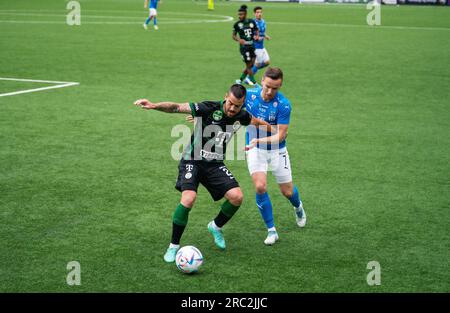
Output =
[{"x1": 0, "y1": 0, "x2": 449, "y2": 292}]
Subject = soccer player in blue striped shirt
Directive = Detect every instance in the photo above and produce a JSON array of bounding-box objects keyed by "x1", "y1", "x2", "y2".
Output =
[{"x1": 245, "y1": 6, "x2": 271, "y2": 84}]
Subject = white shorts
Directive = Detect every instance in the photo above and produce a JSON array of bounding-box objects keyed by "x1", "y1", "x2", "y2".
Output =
[
  {"x1": 149, "y1": 8, "x2": 157, "y2": 16},
  {"x1": 246, "y1": 147, "x2": 293, "y2": 184},
  {"x1": 255, "y1": 48, "x2": 270, "y2": 66}
]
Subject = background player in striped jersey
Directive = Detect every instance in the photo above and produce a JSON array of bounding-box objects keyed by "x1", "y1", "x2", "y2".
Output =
[{"x1": 245, "y1": 6, "x2": 271, "y2": 85}]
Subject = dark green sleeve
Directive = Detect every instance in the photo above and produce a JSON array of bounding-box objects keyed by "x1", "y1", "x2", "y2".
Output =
[
  {"x1": 190, "y1": 101, "x2": 217, "y2": 117},
  {"x1": 189, "y1": 102, "x2": 196, "y2": 117}
]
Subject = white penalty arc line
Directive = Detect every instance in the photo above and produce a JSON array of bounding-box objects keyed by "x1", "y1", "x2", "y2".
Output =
[{"x1": 0, "y1": 77, "x2": 79, "y2": 97}]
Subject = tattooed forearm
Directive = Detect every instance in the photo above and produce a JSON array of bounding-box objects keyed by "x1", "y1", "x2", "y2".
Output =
[{"x1": 153, "y1": 102, "x2": 181, "y2": 113}]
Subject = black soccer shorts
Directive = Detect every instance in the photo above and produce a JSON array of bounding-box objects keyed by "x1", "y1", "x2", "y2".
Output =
[
  {"x1": 240, "y1": 45, "x2": 256, "y2": 64},
  {"x1": 175, "y1": 159, "x2": 240, "y2": 201}
]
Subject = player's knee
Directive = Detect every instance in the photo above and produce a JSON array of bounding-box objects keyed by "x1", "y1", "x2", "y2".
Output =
[
  {"x1": 281, "y1": 188, "x2": 293, "y2": 198},
  {"x1": 228, "y1": 189, "x2": 244, "y2": 206},
  {"x1": 255, "y1": 182, "x2": 267, "y2": 194},
  {"x1": 181, "y1": 191, "x2": 197, "y2": 208}
]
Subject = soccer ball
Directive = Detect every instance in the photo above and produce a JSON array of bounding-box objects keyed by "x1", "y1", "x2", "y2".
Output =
[{"x1": 175, "y1": 245, "x2": 203, "y2": 274}]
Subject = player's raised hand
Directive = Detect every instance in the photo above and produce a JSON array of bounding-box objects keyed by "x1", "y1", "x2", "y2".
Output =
[
  {"x1": 134, "y1": 99, "x2": 156, "y2": 110},
  {"x1": 265, "y1": 35, "x2": 271, "y2": 41}
]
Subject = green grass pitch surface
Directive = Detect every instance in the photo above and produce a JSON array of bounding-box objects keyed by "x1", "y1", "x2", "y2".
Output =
[{"x1": 1, "y1": 0, "x2": 449, "y2": 292}]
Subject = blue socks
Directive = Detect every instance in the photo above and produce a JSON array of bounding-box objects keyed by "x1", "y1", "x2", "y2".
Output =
[
  {"x1": 288, "y1": 185, "x2": 302, "y2": 208},
  {"x1": 256, "y1": 192, "x2": 274, "y2": 229},
  {"x1": 256, "y1": 187, "x2": 302, "y2": 230},
  {"x1": 252, "y1": 63, "x2": 269, "y2": 76},
  {"x1": 154, "y1": 17, "x2": 157, "y2": 26},
  {"x1": 145, "y1": 17, "x2": 151, "y2": 25}
]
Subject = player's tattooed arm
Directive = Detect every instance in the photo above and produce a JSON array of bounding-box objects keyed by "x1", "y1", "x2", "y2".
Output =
[{"x1": 134, "y1": 99, "x2": 191, "y2": 114}]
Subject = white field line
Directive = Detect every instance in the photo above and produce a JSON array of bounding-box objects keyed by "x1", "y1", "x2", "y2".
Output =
[
  {"x1": 0, "y1": 20, "x2": 229, "y2": 25},
  {"x1": 0, "y1": 77, "x2": 79, "y2": 97},
  {"x1": 0, "y1": 11, "x2": 447, "y2": 31},
  {"x1": 0, "y1": 11, "x2": 234, "y2": 24},
  {"x1": 0, "y1": 12, "x2": 203, "y2": 21}
]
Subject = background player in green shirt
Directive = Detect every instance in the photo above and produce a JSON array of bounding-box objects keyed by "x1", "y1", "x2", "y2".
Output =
[
  {"x1": 232, "y1": 5, "x2": 259, "y2": 86},
  {"x1": 134, "y1": 84, "x2": 275, "y2": 262}
]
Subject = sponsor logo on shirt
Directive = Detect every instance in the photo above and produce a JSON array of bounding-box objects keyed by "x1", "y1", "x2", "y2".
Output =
[{"x1": 200, "y1": 149, "x2": 223, "y2": 160}]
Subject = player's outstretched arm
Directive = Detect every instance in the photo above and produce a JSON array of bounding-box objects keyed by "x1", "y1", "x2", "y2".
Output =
[
  {"x1": 134, "y1": 99, "x2": 191, "y2": 114},
  {"x1": 247, "y1": 124, "x2": 288, "y2": 150},
  {"x1": 144, "y1": 0, "x2": 149, "y2": 9}
]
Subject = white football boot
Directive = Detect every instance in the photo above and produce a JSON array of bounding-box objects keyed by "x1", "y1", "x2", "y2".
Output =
[
  {"x1": 264, "y1": 230, "x2": 279, "y2": 245},
  {"x1": 143, "y1": 23, "x2": 148, "y2": 30},
  {"x1": 295, "y1": 202, "x2": 307, "y2": 228}
]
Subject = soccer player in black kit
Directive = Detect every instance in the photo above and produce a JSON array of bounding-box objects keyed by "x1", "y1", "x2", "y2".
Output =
[
  {"x1": 134, "y1": 84, "x2": 275, "y2": 262},
  {"x1": 233, "y1": 5, "x2": 259, "y2": 86}
]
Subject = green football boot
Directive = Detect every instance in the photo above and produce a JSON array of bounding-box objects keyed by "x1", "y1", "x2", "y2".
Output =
[
  {"x1": 163, "y1": 246, "x2": 179, "y2": 263},
  {"x1": 207, "y1": 221, "x2": 226, "y2": 250}
]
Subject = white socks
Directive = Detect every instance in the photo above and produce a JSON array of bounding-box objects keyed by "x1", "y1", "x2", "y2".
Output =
[{"x1": 210, "y1": 220, "x2": 221, "y2": 230}]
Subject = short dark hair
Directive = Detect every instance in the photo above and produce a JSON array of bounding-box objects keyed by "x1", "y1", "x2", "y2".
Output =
[
  {"x1": 238, "y1": 5, "x2": 248, "y2": 13},
  {"x1": 254, "y1": 6, "x2": 262, "y2": 13},
  {"x1": 263, "y1": 67, "x2": 284, "y2": 81},
  {"x1": 229, "y1": 84, "x2": 247, "y2": 99}
]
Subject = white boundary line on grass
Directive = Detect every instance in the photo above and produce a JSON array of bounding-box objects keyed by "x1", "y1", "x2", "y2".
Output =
[
  {"x1": 0, "y1": 77, "x2": 79, "y2": 97},
  {"x1": 0, "y1": 10, "x2": 234, "y2": 25}
]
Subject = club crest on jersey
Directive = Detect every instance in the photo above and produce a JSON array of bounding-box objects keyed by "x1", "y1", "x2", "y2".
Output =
[
  {"x1": 212, "y1": 110, "x2": 223, "y2": 121},
  {"x1": 238, "y1": 23, "x2": 243, "y2": 29},
  {"x1": 269, "y1": 113, "x2": 276, "y2": 122},
  {"x1": 250, "y1": 23, "x2": 254, "y2": 28},
  {"x1": 273, "y1": 102, "x2": 278, "y2": 108},
  {"x1": 251, "y1": 95, "x2": 256, "y2": 100}
]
